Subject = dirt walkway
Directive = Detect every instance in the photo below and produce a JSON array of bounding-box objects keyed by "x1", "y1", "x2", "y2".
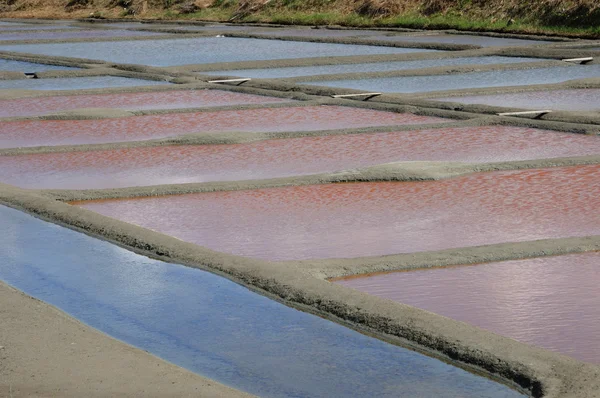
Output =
[{"x1": 0, "y1": 280, "x2": 253, "y2": 398}]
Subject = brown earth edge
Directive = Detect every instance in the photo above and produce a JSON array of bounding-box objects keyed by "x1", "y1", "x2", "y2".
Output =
[
  {"x1": 1, "y1": 183, "x2": 599, "y2": 398},
  {"x1": 0, "y1": 0, "x2": 600, "y2": 39},
  {"x1": 0, "y1": 280, "x2": 254, "y2": 398}
]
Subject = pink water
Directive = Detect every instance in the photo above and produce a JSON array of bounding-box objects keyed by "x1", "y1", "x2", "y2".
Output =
[
  {"x1": 336, "y1": 252, "x2": 600, "y2": 364},
  {"x1": 3, "y1": 126, "x2": 600, "y2": 189},
  {"x1": 0, "y1": 106, "x2": 445, "y2": 148},
  {"x1": 436, "y1": 89, "x2": 600, "y2": 112},
  {"x1": 74, "y1": 164, "x2": 600, "y2": 261},
  {"x1": 0, "y1": 90, "x2": 289, "y2": 118}
]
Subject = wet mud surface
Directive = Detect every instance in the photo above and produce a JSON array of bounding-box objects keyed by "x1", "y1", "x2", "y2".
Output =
[
  {"x1": 310, "y1": 64, "x2": 600, "y2": 93},
  {"x1": 203, "y1": 56, "x2": 539, "y2": 79},
  {"x1": 3, "y1": 126, "x2": 600, "y2": 189},
  {"x1": 73, "y1": 164, "x2": 600, "y2": 261},
  {"x1": 0, "y1": 106, "x2": 445, "y2": 148},
  {"x1": 435, "y1": 88, "x2": 600, "y2": 112},
  {"x1": 0, "y1": 205, "x2": 522, "y2": 398},
  {"x1": 0, "y1": 75, "x2": 168, "y2": 91},
  {"x1": 0, "y1": 89, "x2": 290, "y2": 117},
  {"x1": 336, "y1": 251, "x2": 600, "y2": 364},
  {"x1": 0, "y1": 37, "x2": 436, "y2": 66}
]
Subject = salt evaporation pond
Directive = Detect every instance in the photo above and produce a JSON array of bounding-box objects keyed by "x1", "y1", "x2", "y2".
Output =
[
  {"x1": 0, "y1": 89, "x2": 289, "y2": 117},
  {"x1": 3, "y1": 126, "x2": 600, "y2": 189},
  {"x1": 370, "y1": 33, "x2": 552, "y2": 47},
  {"x1": 0, "y1": 58, "x2": 77, "y2": 72},
  {"x1": 0, "y1": 29, "x2": 164, "y2": 41},
  {"x1": 0, "y1": 206, "x2": 522, "y2": 398},
  {"x1": 203, "y1": 56, "x2": 539, "y2": 79},
  {"x1": 0, "y1": 37, "x2": 437, "y2": 67},
  {"x1": 336, "y1": 252, "x2": 600, "y2": 364},
  {"x1": 73, "y1": 164, "x2": 600, "y2": 261},
  {"x1": 0, "y1": 106, "x2": 446, "y2": 148},
  {"x1": 0, "y1": 76, "x2": 168, "y2": 91},
  {"x1": 308, "y1": 64, "x2": 600, "y2": 93},
  {"x1": 435, "y1": 88, "x2": 600, "y2": 112}
]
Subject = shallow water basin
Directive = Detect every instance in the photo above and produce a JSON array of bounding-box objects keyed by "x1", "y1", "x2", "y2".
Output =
[
  {"x1": 0, "y1": 105, "x2": 445, "y2": 148},
  {"x1": 203, "y1": 56, "x2": 539, "y2": 79},
  {"x1": 309, "y1": 64, "x2": 600, "y2": 93},
  {"x1": 0, "y1": 37, "x2": 437, "y2": 67},
  {"x1": 370, "y1": 33, "x2": 552, "y2": 47},
  {"x1": 0, "y1": 89, "x2": 289, "y2": 117},
  {"x1": 0, "y1": 58, "x2": 77, "y2": 72},
  {"x1": 0, "y1": 76, "x2": 168, "y2": 91},
  {"x1": 3, "y1": 126, "x2": 600, "y2": 189},
  {"x1": 74, "y1": 164, "x2": 600, "y2": 261},
  {"x1": 336, "y1": 252, "x2": 600, "y2": 364},
  {"x1": 0, "y1": 206, "x2": 522, "y2": 398},
  {"x1": 435, "y1": 88, "x2": 600, "y2": 112},
  {"x1": 0, "y1": 29, "x2": 164, "y2": 41}
]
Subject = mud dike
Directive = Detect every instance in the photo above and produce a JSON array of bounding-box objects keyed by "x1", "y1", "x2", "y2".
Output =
[{"x1": 1, "y1": 18, "x2": 600, "y2": 397}]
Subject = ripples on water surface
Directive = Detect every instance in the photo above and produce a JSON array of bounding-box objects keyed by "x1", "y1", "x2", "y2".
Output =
[
  {"x1": 0, "y1": 29, "x2": 163, "y2": 41},
  {"x1": 0, "y1": 37, "x2": 436, "y2": 66},
  {"x1": 0, "y1": 75, "x2": 168, "y2": 92},
  {"x1": 310, "y1": 64, "x2": 600, "y2": 93},
  {"x1": 3, "y1": 126, "x2": 600, "y2": 189},
  {"x1": 0, "y1": 106, "x2": 445, "y2": 148},
  {"x1": 74, "y1": 165, "x2": 600, "y2": 261},
  {"x1": 336, "y1": 252, "x2": 600, "y2": 364},
  {"x1": 203, "y1": 56, "x2": 540, "y2": 79},
  {"x1": 435, "y1": 89, "x2": 600, "y2": 112},
  {"x1": 0, "y1": 206, "x2": 522, "y2": 398},
  {"x1": 0, "y1": 89, "x2": 289, "y2": 117},
  {"x1": 0, "y1": 59, "x2": 77, "y2": 72}
]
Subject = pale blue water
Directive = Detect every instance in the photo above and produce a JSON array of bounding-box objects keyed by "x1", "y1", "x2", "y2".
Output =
[
  {"x1": 0, "y1": 76, "x2": 168, "y2": 90},
  {"x1": 0, "y1": 37, "x2": 438, "y2": 66},
  {"x1": 0, "y1": 205, "x2": 522, "y2": 398},
  {"x1": 0, "y1": 58, "x2": 77, "y2": 71},
  {"x1": 435, "y1": 88, "x2": 600, "y2": 112},
  {"x1": 0, "y1": 29, "x2": 164, "y2": 41},
  {"x1": 203, "y1": 56, "x2": 540, "y2": 79},
  {"x1": 309, "y1": 64, "x2": 600, "y2": 93}
]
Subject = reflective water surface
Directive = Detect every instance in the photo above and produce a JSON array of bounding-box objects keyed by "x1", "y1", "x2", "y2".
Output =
[
  {"x1": 74, "y1": 165, "x2": 600, "y2": 261},
  {"x1": 4, "y1": 126, "x2": 600, "y2": 189},
  {"x1": 0, "y1": 206, "x2": 522, "y2": 398},
  {"x1": 435, "y1": 89, "x2": 600, "y2": 112},
  {"x1": 0, "y1": 37, "x2": 436, "y2": 67},
  {"x1": 0, "y1": 106, "x2": 445, "y2": 148},
  {"x1": 0, "y1": 29, "x2": 164, "y2": 41},
  {"x1": 0, "y1": 76, "x2": 168, "y2": 91},
  {"x1": 0, "y1": 89, "x2": 289, "y2": 117},
  {"x1": 309, "y1": 64, "x2": 600, "y2": 93},
  {"x1": 0, "y1": 58, "x2": 77, "y2": 72},
  {"x1": 203, "y1": 56, "x2": 539, "y2": 79},
  {"x1": 336, "y1": 252, "x2": 600, "y2": 364}
]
